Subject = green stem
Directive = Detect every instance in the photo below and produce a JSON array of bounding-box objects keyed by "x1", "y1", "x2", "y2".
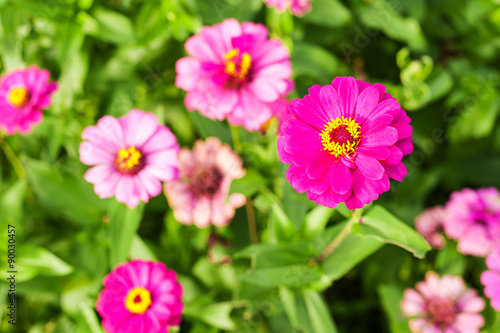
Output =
[
  {"x1": 245, "y1": 197, "x2": 259, "y2": 243},
  {"x1": 0, "y1": 133, "x2": 25, "y2": 179},
  {"x1": 230, "y1": 125, "x2": 243, "y2": 153},
  {"x1": 309, "y1": 209, "x2": 363, "y2": 265}
]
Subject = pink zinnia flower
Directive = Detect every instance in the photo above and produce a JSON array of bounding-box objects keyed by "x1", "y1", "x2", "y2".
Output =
[
  {"x1": 0, "y1": 66, "x2": 58, "y2": 134},
  {"x1": 80, "y1": 109, "x2": 180, "y2": 208},
  {"x1": 263, "y1": 0, "x2": 312, "y2": 16},
  {"x1": 164, "y1": 137, "x2": 246, "y2": 228},
  {"x1": 96, "y1": 260, "x2": 183, "y2": 333},
  {"x1": 277, "y1": 76, "x2": 413, "y2": 210},
  {"x1": 415, "y1": 206, "x2": 447, "y2": 249},
  {"x1": 481, "y1": 248, "x2": 500, "y2": 310},
  {"x1": 443, "y1": 187, "x2": 500, "y2": 257},
  {"x1": 401, "y1": 272, "x2": 485, "y2": 333},
  {"x1": 175, "y1": 18, "x2": 294, "y2": 131}
]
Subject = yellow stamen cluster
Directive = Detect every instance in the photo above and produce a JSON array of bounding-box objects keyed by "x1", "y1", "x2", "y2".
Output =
[
  {"x1": 224, "y1": 48, "x2": 252, "y2": 79},
  {"x1": 320, "y1": 117, "x2": 361, "y2": 157},
  {"x1": 8, "y1": 87, "x2": 29, "y2": 108},
  {"x1": 124, "y1": 287, "x2": 152, "y2": 314},
  {"x1": 116, "y1": 147, "x2": 143, "y2": 170}
]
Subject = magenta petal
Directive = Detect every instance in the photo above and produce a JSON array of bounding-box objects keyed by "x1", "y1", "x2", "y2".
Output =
[
  {"x1": 396, "y1": 137, "x2": 413, "y2": 155},
  {"x1": 277, "y1": 136, "x2": 292, "y2": 163},
  {"x1": 290, "y1": 99, "x2": 327, "y2": 130},
  {"x1": 363, "y1": 98, "x2": 400, "y2": 124},
  {"x1": 306, "y1": 154, "x2": 334, "y2": 180},
  {"x1": 362, "y1": 114, "x2": 393, "y2": 136},
  {"x1": 356, "y1": 146, "x2": 390, "y2": 160},
  {"x1": 319, "y1": 84, "x2": 342, "y2": 119},
  {"x1": 361, "y1": 126, "x2": 398, "y2": 147},
  {"x1": 382, "y1": 145, "x2": 403, "y2": 165},
  {"x1": 337, "y1": 76, "x2": 358, "y2": 117},
  {"x1": 384, "y1": 162, "x2": 407, "y2": 181},
  {"x1": 331, "y1": 162, "x2": 352, "y2": 194},
  {"x1": 286, "y1": 164, "x2": 310, "y2": 193},
  {"x1": 355, "y1": 154, "x2": 385, "y2": 180},
  {"x1": 354, "y1": 86, "x2": 380, "y2": 122}
]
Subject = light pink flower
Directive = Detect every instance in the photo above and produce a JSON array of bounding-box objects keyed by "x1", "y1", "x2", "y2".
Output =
[
  {"x1": 96, "y1": 260, "x2": 183, "y2": 333},
  {"x1": 175, "y1": 18, "x2": 294, "y2": 131},
  {"x1": 0, "y1": 66, "x2": 57, "y2": 134},
  {"x1": 401, "y1": 272, "x2": 485, "y2": 333},
  {"x1": 481, "y1": 248, "x2": 500, "y2": 310},
  {"x1": 277, "y1": 76, "x2": 413, "y2": 210},
  {"x1": 443, "y1": 187, "x2": 500, "y2": 257},
  {"x1": 164, "y1": 137, "x2": 246, "y2": 228},
  {"x1": 80, "y1": 109, "x2": 180, "y2": 208},
  {"x1": 263, "y1": 0, "x2": 313, "y2": 16},
  {"x1": 415, "y1": 206, "x2": 447, "y2": 249}
]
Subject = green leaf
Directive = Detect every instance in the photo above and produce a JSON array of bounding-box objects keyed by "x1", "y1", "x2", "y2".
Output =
[
  {"x1": 187, "y1": 111, "x2": 232, "y2": 145},
  {"x1": 240, "y1": 264, "x2": 321, "y2": 288},
  {"x1": 229, "y1": 169, "x2": 266, "y2": 197},
  {"x1": 292, "y1": 43, "x2": 339, "y2": 84},
  {"x1": 184, "y1": 302, "x2": 237, "y2": 331},
  {"x1": 352, "y1": 205, "x2": 431, "y2": 258},
  {"x1": 435, "y1": 241, "x2": 466, "y2": 276},
  {"x1": 0, "y1": 179, "x2": 27, "y2": 225},
  {"x1": 301, "y1": 206, "x2": 334, "y2": 238},
  {"x1": 303, "y1": 0, "x2": 352, "y2": 28},
  {"x1": 91, "y1": 6, "x2": 135, "y2": 45},
  {"x1": 296, "y1": 289, "x2": 338, "y2": 333},
  {"x1": 108, "y1": 201, "x2": 145, "y2": 268},
  {"x1": 378, "y1": 284, "x2": 411, "y2": 333},
  {"x1": 130, "y1": 235, "x2": 158, "y2": 261},
  {"x1": 280, "y1": 287, "x2": 300, "y2": 327}
]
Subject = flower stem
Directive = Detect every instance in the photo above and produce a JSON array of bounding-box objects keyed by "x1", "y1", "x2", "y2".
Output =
[
  {"x1": 245, "y1": 197, "x2": 259, "y2": 243},
  {"x1": 0, "y1": 133, "x2": 26, "y2": 179},
  {"x1": 309, "y1": 209, "x2": 363, "y2": 265},
  {"x1": 230, "y1": 125, "x2": 243, "y2": 153}
]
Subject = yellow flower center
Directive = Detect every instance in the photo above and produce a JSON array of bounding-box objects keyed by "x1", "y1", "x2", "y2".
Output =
[
  {"x1": 124, "y1": 287, "x2": 152, "y2": 314},
  {"x1": 320, "y1": 117, "x2": 362, "y2": 157},
  {"x1": 114, "y1": 147, "x2": 145, "y2": 175},
  {"x1": 8, "y1": 87, "x2": 29, "y2": 108},
  {"x1": 224, "y1": 48, "x2": 252, "y2": 80}
]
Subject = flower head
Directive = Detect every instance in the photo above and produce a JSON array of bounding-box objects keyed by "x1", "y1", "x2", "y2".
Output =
[
  {"x1": 263, "y1": 0, "x2": 313, "y2": 16},
  {"x1": 164, "y1": 137, "x2": 246, "y2": 228},
  {"x1": 96, "y1": 260, "x2": 183, "y2": 333},
  {"x1": 277, "y1": 77, "x2": 413, "y2": 210},
  {"x1": 175, "y1": 18, "x2": 294, "y2": 131},
  {"x1": 415, "y1": 206, "x2": 447, "y2": 249},
  {"x1": 79, "y1": 109, "x2": 180, "y2": 208},
  {"x1": 401, "y1": 272, "x2": 485, "y2": 333},
  {"x1": 481, "y1": 248, "x2": 500, "y2": 310},
  {"x1": 0, "y1": 66, "x2": 58, "y2": 134},
  {"x1": 443, "y1": 187, "x2": 500, "y2": 257}
]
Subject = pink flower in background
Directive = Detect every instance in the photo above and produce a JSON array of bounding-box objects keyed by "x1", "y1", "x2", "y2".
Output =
[
  {"x1": 164, "y1": 137, "x2": 246, "y2": 228},
  {"x1": 401, "y1": 272, "x2": 485, "y2": 333},
  {"x1": 0, "y1": 66, "x2": 57, "y2": 134},
  {"x1": 443, "y1": 187, "x2": 500, "y2": 257},
  {"x1": 415, "y1": 206, "x2": 447, "y2": 249},
  {"x1": 481, "y1": 248, "x2": 500, "y2": 310},
  {"x1": 175, "y1": 18, "x2": 294, "y2": 131},
  {"x1": 277, "y1": 77, "x2": 413, "y2": 210},
  {"x1": 96, "y1": 260, "x2": 183, "y2": 333},
  {"x1": 263, "y1": 0, "x2": 313, "y2": 16},
  {"x1": 80, "y1": 109, "x2": 180, "y2": 208}
]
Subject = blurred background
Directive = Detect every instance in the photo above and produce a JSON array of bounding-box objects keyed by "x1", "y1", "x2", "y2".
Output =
[{"x1": 0, "y1": 0, "x2": 500, "y2": 332}]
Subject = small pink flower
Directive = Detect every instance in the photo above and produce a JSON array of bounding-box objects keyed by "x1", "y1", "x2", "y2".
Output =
[
  {"x1": 277, "y1": 77, "x2": 413, "y2": 210},
  {"x1": 415, "y1": 206, "x2": 447, "y2": 249},
  {"x1": 0, "y1": 66, "x2": 58, "y2": 134},
  {"x1": 263, "y1": 0, "x2": 313, "y2": 16},
  {"x1": 401, "y1": 272, "x2": 485, "y2": 333},
  {"x1": 80, "y1": 109, "x2": 180, "y2": 208},
  {"x1": 175, "y1": 18, "x2": 294, "y2": 131},
  {"x1": 164, "y1": 137, "x2": 246, "y2": 228},
  {"x1": 96, "y1": 260, "x2": 183, "y2": 333},
  {"x1": 481, "y1": 248, "x2": 500, "y2": 310},
  {"x1": 443, "y1": 187, "x2": 500, "y2": 257}
]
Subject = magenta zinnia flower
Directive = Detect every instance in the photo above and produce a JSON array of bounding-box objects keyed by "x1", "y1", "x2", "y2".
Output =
[
  {"x1": 0, "y1": 66, "x2": 57, "y2": 134},
  {"x1": 277, "y1": 76, "x2": 413, "y2": 210},
  {"x1": 164, "y1": 137, "x2": 246, "y2": 228},
  {"x1": 80, "y1": 109, "x2": 180, "y2": 208},
  {"x1": 263, "y1": 0, "x2": 312, "y2": 16},
  {"x1": 96, "y1": 260, "x2": 183, "y2": 333},
  {"x1": 175, "y1": 18, "x2": 294, "y2": 131},
  {"x1": 415, "y1": 206, "x2": 447, "y2": 249},
  {"x1": 481, "y1": 248, "x2": 500, "y2": 310},
  {"x1": 443, "y1": 187, "x2": 500, "y2": 257},
  {"x1": 401, "y1": 272, "x2": 485, "y2": 333}
]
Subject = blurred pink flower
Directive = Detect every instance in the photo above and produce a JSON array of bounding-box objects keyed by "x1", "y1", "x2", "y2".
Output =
[
  {"x1": 0, "y1": 65, "x2": 57, "y2": 134},
  {"x1": 164, "y1": 137, "x2": 246, "y2": 228},
  {"x1": 481, "y1": 248, "x2": 500, "y2": 310},
  {"x1": 401, "y1": 272, "x2": 485, "y2": 333},
  {"x1": 415, "y1": 206, "x2": 447, "y2": 249},
  {"x1": 175, "y1": 18, "x2": 294, "y2": 131},
  {"x1": 277, "y1": 77, "x2": 413, "y2": 210},
  {"x1": 443, "y1": 187, "x2": 500, "y2": 257},
  {"x1": 96, "y1": 260, "x2": 183, "y2": 333},
  {"x1": 80, "y1": 109, "x2": 180, "y2": 208},
  {"x1": 263, "y1": 0, "x2": 312, "y2": 16}
]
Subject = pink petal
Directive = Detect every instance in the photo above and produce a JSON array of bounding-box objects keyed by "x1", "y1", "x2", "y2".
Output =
[
  {"x1": 331, "y1": 161, "x2": 352, "y2": 195},
  {"x1": 355, "y1": 154, "x2": 384, "y2": 180}
]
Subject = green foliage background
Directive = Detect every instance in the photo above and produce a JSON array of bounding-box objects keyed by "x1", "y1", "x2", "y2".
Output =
[{"x1": 0, "y1": 0, "x2": 500, "y2": 332}]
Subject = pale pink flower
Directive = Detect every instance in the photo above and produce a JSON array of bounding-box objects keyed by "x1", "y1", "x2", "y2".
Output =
[
  {"x1": 401, "y1": 272, "x2": 485, "y2": 333},
  {"x1": 175, "y1": 18, "x2": 294, "y2": 131},
  {"x1": 481, "y1": 248, "x2": 500, "y2": 310},
  {"x1": 80, "y1": 109, "x2": 180, "y2": 208},
  {"x1": 415, "y1": 206, "x2": 447, "y2": 249},
  {"x1": 263, "y1": 0, "x2": 313, "y2": 16},
  {"x1": 164, "y1": 137, "x2": 246, "y2": 228}
]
